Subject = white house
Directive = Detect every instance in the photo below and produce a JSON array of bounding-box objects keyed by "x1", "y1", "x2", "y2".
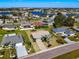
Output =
[
  {"x1": 2, "y1": 24, "x2": 17, "y2": 30},
  {"x1": 0, "y1": 19, "x2": 3, "y2": 25},
  {"x1": 31, "y1": 30, "x2": 51, "y2": 40},
  {"x1": 75, "y1": 18, "x2": 79, "y2": 22},
  {"x1": 20, "y1": 21, "x2": 34, "y2": 30}
]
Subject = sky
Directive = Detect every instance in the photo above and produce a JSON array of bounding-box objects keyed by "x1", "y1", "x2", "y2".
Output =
[{"x1": 0, "y1": 0, "x2": 79, "y2": 8}]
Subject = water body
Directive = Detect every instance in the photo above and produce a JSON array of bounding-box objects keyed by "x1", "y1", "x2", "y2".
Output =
[
  {"x1": 66, "y1": 14, "x2": 79, "y2": 16},
  {"x1": 31, "y1": 11, "x2": 79, "y2": 16}
]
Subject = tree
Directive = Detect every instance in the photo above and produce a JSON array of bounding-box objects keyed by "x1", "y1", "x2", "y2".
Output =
[
  {"x1": 64, "y1": 16, "x2": 75, "y2": 26},
  {"x1": 54, "y1": 12, "x2": 66, "y2": 27},
  {"x1": 54, "y1": 12, "x2": 75, "y2": 27}
]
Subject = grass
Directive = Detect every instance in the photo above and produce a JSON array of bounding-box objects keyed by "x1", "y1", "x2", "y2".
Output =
[
  {"x1": 49, "y1": 36, "x2": 60, "y2": 48},
  {"x1": 35, "y1": 25, "x2": 49, "y2": 30},
  {"x1": 26, "y1": 31, "x2": 40, "y2": 52},
  {"x1": 53, "y1": 49, "x2": 79, "y2": 59},
  {"x1": 68, "y1": 33, "x2": 79, "y2": 42},
  {"x1": 19, "y1": 30, "x2": 35, "y2": 53},
  {"x1": 68, "y1": 36, "x2": 79, "y2": 42},
  {"x1": 53, "y1": 33, "x2": 67, "y2": 44},
  {"x1": 10, "y1": 48, "x2": 16, "y2": 57},
  {"x1": 0, "y1": 49, "x2": 11, "y2": 59},
  {"x1": 74, "y1": 21, "x2": 79, "y2": 26}
]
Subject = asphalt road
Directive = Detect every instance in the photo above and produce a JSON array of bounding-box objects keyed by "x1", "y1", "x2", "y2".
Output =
[{"x1": 23, "y1": 42, "x2": 79, "y2": 59}]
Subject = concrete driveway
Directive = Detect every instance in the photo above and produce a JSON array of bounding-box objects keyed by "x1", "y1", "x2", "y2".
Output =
[{"x1": 36, "y1": 39, "x2": 47, "y2": 50}]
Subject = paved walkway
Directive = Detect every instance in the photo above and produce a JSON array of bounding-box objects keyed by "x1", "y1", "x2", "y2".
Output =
[
  {"x1": 36, "y1": 39, "x2": 47, "y2": 50},
  {"x1": 64, "y1": 37, "x2": 75, "y2": 44}
]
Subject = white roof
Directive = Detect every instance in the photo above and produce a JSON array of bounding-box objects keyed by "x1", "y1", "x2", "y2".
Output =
[
  {"x1": 15, "y1": 43, "x2": 28, "y2": 58},
  {"x1": 31, "y1": 30, "x2": 50, "y2": 39}
]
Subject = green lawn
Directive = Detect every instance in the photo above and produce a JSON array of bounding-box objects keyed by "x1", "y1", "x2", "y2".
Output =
[
  {"x1": 0, "y1": 49, "x2": 11, "y2": 59},
  {"x1": 53, "y1": 33, "x2": 67, "y2": 44},
  {"x1": 49, "y1": 36, "x2": 60, "y2": 48},
  {"x1": 19, "y1": 31, "x2": 35, "y2": 53},
  {"x1": 26, "y1": 31, "x2": 40, "y2": 52},
  {"x1": 68, "y1": 33, "x2": 79, "y2": 42},
  {"x1": 53, "y1": 50, "x2": 79, "y2": 59},
  {"x1": 35, "y1": 25, "x2": 49, "y2": 30},
  {"x1": 74, "y1": 21, "x2": 79, "y2": 26}
]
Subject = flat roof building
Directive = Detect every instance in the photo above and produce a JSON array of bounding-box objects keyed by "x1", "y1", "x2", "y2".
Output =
[{"x1": 15, "y1": 43, "x2": 28, "y2": 59}]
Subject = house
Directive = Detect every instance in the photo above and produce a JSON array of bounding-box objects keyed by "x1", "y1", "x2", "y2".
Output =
[
  {"x1": 65, "y1": 30, "x2": 75, "y2": 36},
  {"x1": 20, "y1": 21, "x2": 34, "y2": 30},
  {"x1": 75, "y1": 17, "x2": 79, "y2": 22},
  {"x1": 1, "y1": 33, "x2": 28, "y2": 59},
  {"x1": 0, "y1": 19, "x2": 3, "y2": 25},
  {"x1": 2, "y1": 24, "x2": 17, "y2": 30},
  {"x1": 5, "y1": 19, "x2": 14, "y2": 24},
  {"x1": 42, "y1": 15, "x2": 55, "y2": 25},
  {"x1": 31, "y1": 30, "x2": 51, "y2": 40},
  {"x1": 53, "y1": 28, "x2": 66, "y2": 34},
  {"x1": 52, "y1": 28, "x2": 75, "y2": 36},
  {"x1": 33, "y1": 21, "x2": 46, "y2": 27},
  {"x1": 15, "y1": 43, "x2": 28, "y2": 59},
  {"x1": 31, "y1": 30, "x2": 50, "y2": 50},
  {"x1": 1, "y1": 34, "x2": 23, "y2": 46},
  {"x1": 24, "y1": 12, "x2": 29, "y2": 17}
]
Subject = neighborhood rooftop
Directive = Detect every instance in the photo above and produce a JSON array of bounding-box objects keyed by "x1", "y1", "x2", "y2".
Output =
[
  {"x1": 53, "y1": 28, "x2": 66, "y2": 33},
  {"x1": 15, "y1": 43, "x2": 28, "y2": 59},
  {"x1": 31, "y1": 30, "x2": 51, "y2": 39},
  {"x1": 1, "y1": 34, "x2": 23, "y2": 45}
]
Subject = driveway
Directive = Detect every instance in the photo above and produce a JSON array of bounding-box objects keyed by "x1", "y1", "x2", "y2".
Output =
[
  {"x1": 64, "y1": 37, "x2": 75, "y2": 44},
  {"x1": 36, "y1": 39, "x2": 47, "y2": 50}
]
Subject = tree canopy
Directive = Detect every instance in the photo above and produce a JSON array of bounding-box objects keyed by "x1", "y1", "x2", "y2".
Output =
[{"x1": 54, "y1": 12, "x2": 75, "y2": 27}]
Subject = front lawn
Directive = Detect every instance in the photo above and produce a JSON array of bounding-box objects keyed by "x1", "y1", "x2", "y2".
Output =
[
  {"x1": 53, "y1": 49, "x2": 79, "y2": 59},
  {"x1": 68, "y1": 33, "x2": 79, "y2": 42},
  {"x1": 19, "y1": 31, "x2": 35, "y2": 53}
]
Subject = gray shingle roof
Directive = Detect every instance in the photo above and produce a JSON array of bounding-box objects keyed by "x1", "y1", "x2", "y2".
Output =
[{"x1": 1, "y1": 34, "x2": 23, "y2": 46}]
